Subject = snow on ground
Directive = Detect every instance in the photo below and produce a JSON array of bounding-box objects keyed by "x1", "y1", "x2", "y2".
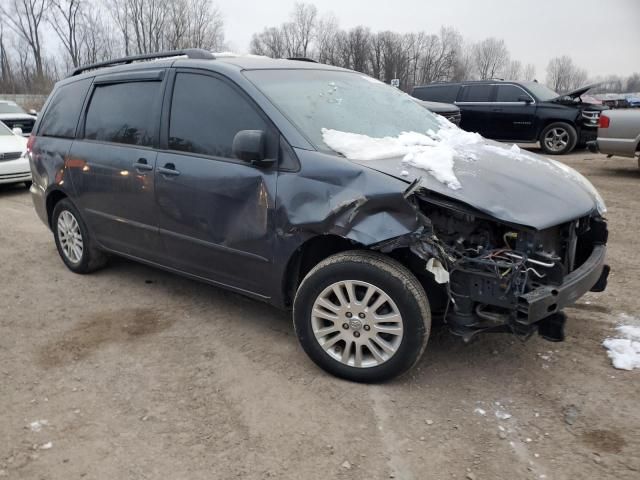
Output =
[
  {"x1": 321, "y1": 125, "x2": 483, "y2": 190},
  {"x1": 29, "y1": 419, "x2": 48, "y2": 432},
  {"x1": 603, "y1": 316, "x2": 640, "y2": 371}
]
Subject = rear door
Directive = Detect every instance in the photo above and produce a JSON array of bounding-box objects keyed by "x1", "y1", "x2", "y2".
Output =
[
  {"x1": 68, "y1": 70, "x2": 165, "y2": 261},
  {"x1": 456, "y1": 84, "x2": 496, "y2": 136},
  {"x1": 489, "y1": 84, "x2": 537, "y2": 141},
  {"x1": 154, "y1": 69, "x2": 279, "y2": 297}
]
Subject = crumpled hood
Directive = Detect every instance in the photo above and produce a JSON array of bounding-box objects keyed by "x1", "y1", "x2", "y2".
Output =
[
  {"x1": 348, "y1": 140, "x2": 604, "y2": 230},
  {"x1": 555, "y1": 83, "x2": 599, "y2": 100}
]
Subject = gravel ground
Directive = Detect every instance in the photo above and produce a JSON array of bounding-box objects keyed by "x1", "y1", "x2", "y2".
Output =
[{"x1": 1, "y1": 148, "x2": 638, "y2": 480}]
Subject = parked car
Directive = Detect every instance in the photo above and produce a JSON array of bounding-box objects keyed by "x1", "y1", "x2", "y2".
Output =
[
  {"x1": 588, "y1": 109, "x2": 640, "y2": 168},
  {"x1": 412, "y1": 81, "x2": 607, "y2": 155},
  {"x1": 413, "y1": 99, "x2": 461, "y2": 125},
  {"x1": 0, "y1": 100, "x2": 37, "y2": 136},
  {"x1": 29, "y1": 50, "x2": 609, "y2": 382},
  {"x1": 0, "y1": 121, "x2": 30, "y2": 187}
]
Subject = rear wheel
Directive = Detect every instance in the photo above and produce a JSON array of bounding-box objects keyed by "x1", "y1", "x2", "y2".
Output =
[
  {"x1": 52, "y1": 199, "x2": 107, "y2": 273},
  {"x1": 540, "y1": 122, "x2": 577, "y2": 155},
  {"x1": 293, "y1": 251, "x2": 431, "y2": 383}
]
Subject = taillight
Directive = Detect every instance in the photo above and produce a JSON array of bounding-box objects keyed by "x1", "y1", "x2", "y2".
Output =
[
  {"x1": 599, "y1": 115, "x2": 610, "y2": 129},
  {"x1": 26, "y1": 134, "x2": 35, "y2": 153}
]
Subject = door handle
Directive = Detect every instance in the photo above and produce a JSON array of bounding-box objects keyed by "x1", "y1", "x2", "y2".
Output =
[
  {"x1": 133, "y1": 158, "x2": 153, "y2": 171},
  {"x1": 158, "y1": 163, "x2": 180, "y2": 176}
]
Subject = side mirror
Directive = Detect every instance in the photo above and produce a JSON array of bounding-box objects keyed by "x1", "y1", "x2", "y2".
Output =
[
  {"x1": 12, "y1": 127, "x2": 23, "y2": 136},
  {"x1": 518, "y1": 95, "x2": 533, "y2": 104},
  {"x1": 232, "y1": 130, "x2": 272, "y2": 166}
]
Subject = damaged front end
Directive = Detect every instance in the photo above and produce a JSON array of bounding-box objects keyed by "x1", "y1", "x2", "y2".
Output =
[{"x1": 375, "y1": 186, "x2": 610, "y2": 343}]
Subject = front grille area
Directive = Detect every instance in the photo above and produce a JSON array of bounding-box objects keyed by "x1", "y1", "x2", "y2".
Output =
[
  {"x1": 0, "y1": 151, "x2": 22, "y2": 162},
  {"x1": 1, "y1": 118, "x2": 35, "y2": 134}
]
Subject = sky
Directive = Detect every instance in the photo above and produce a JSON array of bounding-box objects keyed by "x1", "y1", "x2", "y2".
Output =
[{"x1": 221, "y1": 0, "x2": 640, "y2": 79}]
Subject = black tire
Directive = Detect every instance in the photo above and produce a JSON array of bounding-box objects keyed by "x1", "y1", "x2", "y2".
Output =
[
  {"x1": 24, "y1": 180, "x2": 32, "y2": 189},
  {"x1": 52, "y1": 198, "x2": 108, "y2": 273},
  {"x1": 539, "y1": 122, "x2": 577, "y2": 155},
  {"x1": 293, "y1": 251, "x2": 431, "y2": 383}
]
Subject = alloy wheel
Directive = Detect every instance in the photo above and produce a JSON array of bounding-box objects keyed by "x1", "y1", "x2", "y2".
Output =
[
  {"x1": 57, "y1": 210, "x2": 84, "y2": 264},
  {"x1": 544, "y1": 127, "x2": 569, "y2": 152},
  {"x1": 311, "y1": 280, "x2": 404, "y2": 368}
]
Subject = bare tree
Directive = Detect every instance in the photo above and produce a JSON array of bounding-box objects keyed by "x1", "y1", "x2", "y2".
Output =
[
  {"x1": 522, "y1": 63, "x2": 536, "y2": 81},
  {"x1": 503, "y1": 59, "x2": 521, "y2": 80},
  {"x1": 472, "y1": 37, "x2": 509, "y2": 79},
  {"x1": 315, "y1": 13, "x2": 339, "y2": 64},
  {"x1": 165, "y1": 0, "x2": 224, "y2": 51},
  {"x1": 250, "y1": 27, "x2": 287, "y2": 58},
  {"x1": 546, "y1": 55, "x2": 588, "y2": 93},
  {"x1": 0, "y1": 0, "x2": 49, "y2": 81},
  {"x1": 49, "y1": 0, "x2": 84, "y2": 67},
  {"x1": 288, "y1": 2, "x2": 317, "y2": 57},
  {"x1": 626, "y1": 73, "x2": 640, "y2": 93}
]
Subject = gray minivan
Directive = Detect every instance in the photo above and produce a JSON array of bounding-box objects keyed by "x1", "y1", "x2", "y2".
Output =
[{"x1": 29, "y1": 50, "x2": 609, "y2": 382}]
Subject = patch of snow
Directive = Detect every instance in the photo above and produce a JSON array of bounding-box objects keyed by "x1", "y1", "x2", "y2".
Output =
[
  {"x1": 321, "y1": 127, "x2": 483, "y2": 189},
  {"x1": 39, "y1": 442, "x2": 52, "y2": 450},
  {"x1": 360, "y1": 75, "x2": 384, "y2": 84},
  {"x1": 474, "y1": 407, "x2": 487, "y2": 416},
  {"x1": 400, "y1": 170, "x2": 409, "y2": 176},
  {"x1": 29, "y1": 420, "x2": 48, "y2": 432},
  {"x1": 495, "y1": 409, "x2": 512, "y2": 420},
  {"x1": 603, "y1": 322, "x2": 640, "y2": 371}
]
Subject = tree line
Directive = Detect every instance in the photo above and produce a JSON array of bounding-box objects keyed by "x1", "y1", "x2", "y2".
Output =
[{"x1": 1, "y1": 1, "x2": 638, "y2": 96}]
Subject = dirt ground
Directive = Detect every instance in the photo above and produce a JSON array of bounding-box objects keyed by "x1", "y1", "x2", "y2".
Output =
[{"x1": 1, "y1": 148, "x2": 639, "y2": 480}]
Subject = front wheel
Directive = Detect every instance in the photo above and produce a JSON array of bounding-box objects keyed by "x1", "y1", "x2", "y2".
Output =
[
  {"x1": 293, "y1": 251, "x2": 431, "y2": 383},
  {"x1": 539, "y1": 122, "x2": 577, "y2": 155}
]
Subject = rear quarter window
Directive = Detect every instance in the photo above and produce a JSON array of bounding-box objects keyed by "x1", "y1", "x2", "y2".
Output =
[
  {"x1": 38, "y1": 78, "x2": 92, "y2": 138},
  {"x1": 412, "y1": 85, "x2": 460, "y2": 103}
]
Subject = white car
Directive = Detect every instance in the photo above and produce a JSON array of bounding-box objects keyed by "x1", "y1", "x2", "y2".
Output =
[
  {"x1": 0, "y1": 121, "x2": 30, "y2": 187},
  {"x1": 0, "y1": 100, "x2": 37, "y2": 136}
]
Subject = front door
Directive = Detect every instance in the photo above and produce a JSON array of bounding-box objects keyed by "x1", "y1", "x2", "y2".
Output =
[
  {"x1": 154, "y1": 70, "x2": 279, "y2": 297},
  {"x1": 489, "y1": 84, "x2": 537, "y2": 141},
  {"x1": 456, "y1": 84, "x2": 495, "y2": 137},
  {"x1": 68, "y1": 74, "x2": 165, "y2": 261}
]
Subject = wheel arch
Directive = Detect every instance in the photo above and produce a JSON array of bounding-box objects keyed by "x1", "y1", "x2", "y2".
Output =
[{"x1": 46, "y1": 189, "x2": 69, "y2": 229}]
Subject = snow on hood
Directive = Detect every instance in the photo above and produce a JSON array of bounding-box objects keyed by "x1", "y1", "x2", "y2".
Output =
[{"x1": 321, "y1": 119, "x2": 483, "y2": 190}]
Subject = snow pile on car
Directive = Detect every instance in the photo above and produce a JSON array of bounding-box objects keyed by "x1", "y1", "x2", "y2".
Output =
[
  {"x1": 321, "y1": 124, "x2": 483, "y2": 190},
  {"x1": 603, "y1": 322, "x2": 640, "y2": 371}
]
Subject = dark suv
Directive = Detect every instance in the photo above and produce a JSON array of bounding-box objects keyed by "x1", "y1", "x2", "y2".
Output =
[
  {"x1": 29, "y1": 50, "x2": 609, "y2": 382},
  {"x1": 412, "y1": 80, "x2": 606, "y2": 155}
]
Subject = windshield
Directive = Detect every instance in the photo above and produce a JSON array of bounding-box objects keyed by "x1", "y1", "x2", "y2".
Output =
[
  {"x1": 523, "y1": 83, "x2": 560, "y2": 102},
  {"x1": 0, "y1": 101, "x2": 26, "y2": 114},
  {"x1": 244, "y1": 69, "x2": 441, "y2": 150},
  {"x1": 0, "y1": 122, "x2": 15, "y2": 136}
]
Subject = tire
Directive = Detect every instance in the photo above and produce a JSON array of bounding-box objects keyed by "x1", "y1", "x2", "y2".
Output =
[
  {"x1": 24, "y1": 180, "x2": 32, "y2": 189},
  {"x1": 293, "y1": 251, "x2": 431, "y2": 383},
  {"x1": 539, "y1": 122, "x2": 577, "y2": 155},
  {"x1": 52, "y1": 198, "x2": 107, "y2": 273}
]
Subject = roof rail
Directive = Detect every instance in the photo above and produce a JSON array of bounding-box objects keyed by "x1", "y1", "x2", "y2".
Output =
[
  {"x1": 286, "y1": 57, "x2": 317, "y2": 63},
  {"x1": 69, "y1": 49, "x2": 215, "y2": 77}
]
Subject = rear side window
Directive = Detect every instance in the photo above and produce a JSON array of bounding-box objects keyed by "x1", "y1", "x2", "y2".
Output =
[
  {"x1": 413, "y1": 85, "x2": 459, "y2": 103},
  {"x1": 460, "y1": 85, "x2": 493, "y2": 102},
  {"x1": 84, "y1": 82, "x2": 161, "y2": 146},
  {"x1": 168, "y1": 73, "x2": 269, "y2": 159},
  {"x1": 38, "y1": 78, "x2": 92, "y2": 138},
  {"x1": 496, "y1": 85, "x2": 532, "y2": 102}
]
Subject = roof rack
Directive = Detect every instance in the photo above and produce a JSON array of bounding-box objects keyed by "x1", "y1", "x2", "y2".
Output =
[
  {"x1": 286, "y1": 57, "x2": 317, "y2": 63},
  {"x1": 69, "y1": 49, "x2": 215, "y2": 77}
]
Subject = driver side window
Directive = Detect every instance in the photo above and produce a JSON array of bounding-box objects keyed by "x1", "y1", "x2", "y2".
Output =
[{"x1": 168, "y1": 73, "x2": 274, "y2": 160}]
